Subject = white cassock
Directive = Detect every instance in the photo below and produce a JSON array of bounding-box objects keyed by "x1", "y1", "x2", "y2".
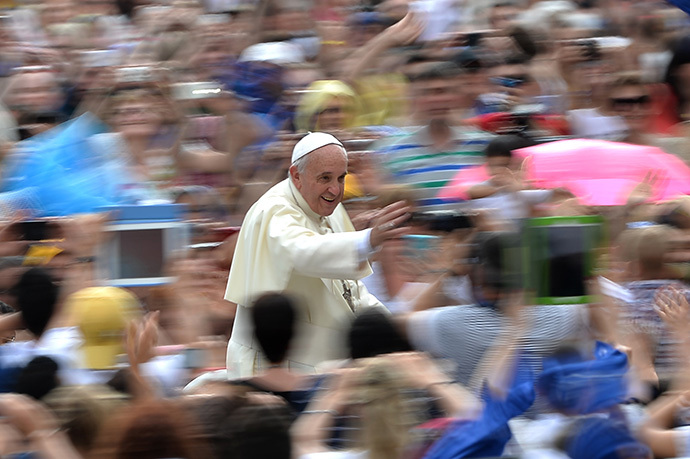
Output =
[{"x1": 224, "y1": 178, "x2": 385, "y2": 378}]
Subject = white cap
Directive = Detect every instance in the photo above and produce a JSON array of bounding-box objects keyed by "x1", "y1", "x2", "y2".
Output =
[
  {"x1": 291, "y1": 132, "x2": 345, "y2": 164},
  {"x1": 238, "y1": 42, "x2": 305, "y2": 66}
]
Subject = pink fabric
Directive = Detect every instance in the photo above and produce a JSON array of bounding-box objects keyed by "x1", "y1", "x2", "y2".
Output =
[
  {"x1": 439, "y1": 139, "x2": 690, "y2": 206},
  {"x1": 438, "y1": 165, "x2": 491, "y2": 201}
]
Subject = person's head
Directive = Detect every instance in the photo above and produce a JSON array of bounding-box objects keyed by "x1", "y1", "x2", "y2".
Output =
[
  {"x1": 15, "y1": 356, "x2": 59, "y2": 400},
  {"x1": 485, "y1": 134, "x2": 536, "y2": 176},
  {"x1": 468, "y1": 231, "x2": 522, "y2": 308},
  {"x1": 633, "y1": 224, "x2": 673, "y2": 277},
  {"x1": 353, "y1": 357, "x2": 414, "y2": 459},
  {"x1": 64, "y1": 287, "x2": 141, "y2": 370},
  {"x1": 251, "y1": 293, "x2": 297, "y2": 365},
  {"x1": 16, "y1": 267, "x2": 59, "y2": 339},
  {"x1": 664, "y1": 34, "x2": 690, "y2": 121},
  {"x1": 605, "y1": 73, "x2": 653, "y2": 134},
  {"x1": 294, "y1": 80, "x2": 360, "y2": 132},
  {"x1": 220, "y1": 404, "x2": 292, "y2": 459},
  {"x1": 4, "y1": 68, "x2": 65, "y2": 116},
  {"x1": 489, "y1": 2, "x2": 521, "y2": 31},
  {"x1": 96, "y1": 399, "x2": 211, "y2": 459},
  {"x1": 348, "y1": 309, "x2": 412, "y2": 360},
  {"x1": 289, "y1": 132, "x2": 348, "y2": 217},
  {"x1": 44, "y1": 385, "x2": 126, "y2": 456},
  {"x1": 409, "y1": 62, "x2": 463, "y2": 123},
  {"x1": 488, "y1": 54, "x2": 540, "y2": 101},
  {"x1": 453, "y1": 49, "x2": 489, "y2": 105},
  {"x1": 187, "y1": 395, "x2": 246, "y2": 459},
  {"x1": 104, "y1": 89, "x2": 163, "y2": 138}
]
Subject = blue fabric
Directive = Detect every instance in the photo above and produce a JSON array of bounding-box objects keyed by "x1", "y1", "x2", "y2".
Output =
[
  {"x1": 1, "y1": 114, "x2": 129, "y2": 216},
  {"x1": 669, "y1": 0, "x2": 690, "y2": 15},
  {"x1": 231, "y1": 62, "x2": 284, "y2": 115},
  {"x1": 536, "y1": 341, "x2": 629, "y2": 415},
  {"x1": 423, "y1": 364, "x2": 535, "y2": 459},
  {"x1": 566, "y1": 417, "x2": 651, "y2": 459}
]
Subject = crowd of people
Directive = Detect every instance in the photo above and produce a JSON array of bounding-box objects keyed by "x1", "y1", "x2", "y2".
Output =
[{"x1": 0, "y1": 0, "x2": 688, "y2": 457}]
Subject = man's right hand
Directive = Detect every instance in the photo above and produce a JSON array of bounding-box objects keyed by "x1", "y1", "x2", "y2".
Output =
[{"x1": 369, "y1": 201, "x2": 410, "y2": 249}]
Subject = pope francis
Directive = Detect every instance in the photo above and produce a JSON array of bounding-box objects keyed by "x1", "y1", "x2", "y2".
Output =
[{"x1": 224, "y1": 132, "x2": 408, "y2": 377}]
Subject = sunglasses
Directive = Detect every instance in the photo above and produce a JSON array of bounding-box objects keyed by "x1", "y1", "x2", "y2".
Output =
[{"x1": 610, "y1": 95, "x2": 651, "y2": 110}]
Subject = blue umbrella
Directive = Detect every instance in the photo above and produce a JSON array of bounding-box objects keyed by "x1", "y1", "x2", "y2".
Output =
[{"x1": 1, "y1": 113, "x2": 131, "y2": 216}]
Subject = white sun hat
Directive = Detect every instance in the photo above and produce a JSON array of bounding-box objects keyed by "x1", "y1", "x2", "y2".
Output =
[
  {"x1": 238, "y1": 41, "x2": 305, "y2": 66},
  {"x1": 291, "y1": 132, "x2": 345, "y2": 164}
]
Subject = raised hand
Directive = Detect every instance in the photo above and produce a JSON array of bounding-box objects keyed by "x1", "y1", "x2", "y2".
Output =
[
  {"x1": 628, "y1": 170, "x2": 667, "y2": 206},
  {"x1": 655, "y1": 286, "x2": 690, "y2": 335},
  {"x1": 369, "y1": 201, "x2": 410, "y2": 249},
  {"x1": 379, "y1": 11, "x2": 425, "y2": 48}
]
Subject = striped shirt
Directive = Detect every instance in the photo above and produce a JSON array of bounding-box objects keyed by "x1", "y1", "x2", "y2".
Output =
[
  {"x1": 376, "y1": 126, "x2": 492, "y2": 211},
  {"x1": 408, "y1": 303, "x2": 590, "y2": 393},
  {"x1": 620, "y1": 280, "x2": 689, "y2": 383}
]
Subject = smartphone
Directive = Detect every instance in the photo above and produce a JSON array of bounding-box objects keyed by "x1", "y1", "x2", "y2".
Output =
[
  {"x1": 401, "y1": 234, "x2": 441, "y2": 261},
  {"x1": 172, "y1": 82, "x2": 224, "y2": 101},
  {"x1": 409, "y1": 211, "x2": 475, "y2": 232}
]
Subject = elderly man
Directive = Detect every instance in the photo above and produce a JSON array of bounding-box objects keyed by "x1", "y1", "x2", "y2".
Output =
[{"x1": 225, "y1": 132, "x2": 407, "y2": 377}]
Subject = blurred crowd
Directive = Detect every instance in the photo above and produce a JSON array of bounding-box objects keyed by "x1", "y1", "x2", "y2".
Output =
[{"x1": 0, "y1": 0, "x2": 689, "y2": 457}]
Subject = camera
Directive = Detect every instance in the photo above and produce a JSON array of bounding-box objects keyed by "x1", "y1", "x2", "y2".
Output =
[{"x1": 409, "y1": 211, "x2": 475, "y2": 232}]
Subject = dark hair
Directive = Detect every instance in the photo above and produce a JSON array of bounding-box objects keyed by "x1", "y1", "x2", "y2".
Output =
[
  {"x1": 410, "y1": 62, "x2": 462, "y2": 82},
  {"x1": 15, "y1": 356, "x2": 59, "y2": 400},
  {"x1": 470, "y1": 231, "x2": 523, "y2": 293},
  {"x1": 664, "y1": 34, "x2": 690, "y2": 120},
  {"x1": 251, "y1": 293, "x2": 297, "y2": 364},
  {"x1": 348, "y1": 309, "x2": 412, "y2": 360},
  {"x1": 189, "y1": 395, "x2": 247, "y2": 459},
  {"x1": 16, "y1": 267, "x2": 59, "y2": 338},
  {"x1": 509, "y1": 27, "x2": 538, "y2": 58},
  {"x1": 221, "y1": 404, "x2": 292, "y2": 459},
  {"x1": 104, "y1": 399, "x2": 211, "y2": 459},
  {"x1": 485, "y1": 134, "x2": 536, "y2": 159}
]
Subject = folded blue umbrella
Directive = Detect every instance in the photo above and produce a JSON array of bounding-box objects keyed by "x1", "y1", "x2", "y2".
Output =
[
  {"x1": 423, "y1": 364, "x2": 535, "y2": 459},
  {"x1": 536, "y1": 341, "x2": 629, "y2": 415}
]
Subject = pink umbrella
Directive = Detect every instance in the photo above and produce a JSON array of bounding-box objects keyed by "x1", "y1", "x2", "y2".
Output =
[{"x1": 438, "y1": 139, "x2": 690, "y2": 206}]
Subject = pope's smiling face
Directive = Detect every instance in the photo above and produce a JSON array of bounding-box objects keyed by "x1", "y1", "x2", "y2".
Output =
[{"x1": 290, "y1": 144, "x2": 348, "y2": 217}]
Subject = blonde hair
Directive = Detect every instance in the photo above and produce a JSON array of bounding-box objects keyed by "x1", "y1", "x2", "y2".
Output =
[
  {"x1": 353, "y1": 358, "x2": 414, "y2": 459},
  {"x1": 43, "y1": 385, "x2": 127, "y2": 453},
  {"x1": 294, "y1": 80, "x2": 362, "y2": 132},
  {"x1": 635, "y1": 224, "x2": 673, "y2": 270}
]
